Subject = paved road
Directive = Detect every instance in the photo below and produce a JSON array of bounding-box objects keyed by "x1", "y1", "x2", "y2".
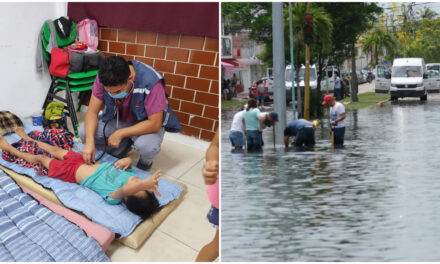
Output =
[
  {"x1": 358, "y1": 80, "x2": 375, "y2": 94},
  {"x1": 222, "y1": 90, "x2": 440, "y2": 262}
]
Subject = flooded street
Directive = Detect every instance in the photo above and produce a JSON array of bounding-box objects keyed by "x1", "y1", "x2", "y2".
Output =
[{"x1": 221, "y1": 96, "x2": 440, "y2": 261}]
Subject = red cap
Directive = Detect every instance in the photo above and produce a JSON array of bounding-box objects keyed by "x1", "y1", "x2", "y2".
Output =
[{"x1": 322, "y1": 94, "x2": 334, "y2": 105}]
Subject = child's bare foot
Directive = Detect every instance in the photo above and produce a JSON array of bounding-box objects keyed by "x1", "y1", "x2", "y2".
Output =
[
  {"x1": 0, "y1": 135, "x2": 11, "y2": 150},
  {"x1": 15, "y1": 127, "x2": 33, "y2": 141}
]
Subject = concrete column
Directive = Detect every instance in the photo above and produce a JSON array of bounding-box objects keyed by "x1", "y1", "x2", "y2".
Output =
[{"x1": 272, "y1": 2, "x2": 286, "y2": 145}]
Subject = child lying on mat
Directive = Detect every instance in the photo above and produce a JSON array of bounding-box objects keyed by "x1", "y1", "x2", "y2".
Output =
[{"x1": 0, "y1": 127, "x2": 160, "y2": 219}]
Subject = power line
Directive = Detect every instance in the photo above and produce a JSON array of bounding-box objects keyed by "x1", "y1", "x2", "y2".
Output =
[{"x1": 382, "y1": 2, "x2": 431, "y2": 9}]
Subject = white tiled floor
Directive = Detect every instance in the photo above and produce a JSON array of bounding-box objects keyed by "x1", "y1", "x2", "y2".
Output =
[{"x1": 71, "y1": 113, "x2": 216, "y2": 261}]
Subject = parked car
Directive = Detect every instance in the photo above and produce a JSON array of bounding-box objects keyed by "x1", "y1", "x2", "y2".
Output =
[
  {"x1": 353, "y1": 71, "x2": 366, "y2": 84},
  {"x1": 375, "y1": 65, "x2": 390, "y2": 93},
  {"x1": 361, "y1": 69, "x2": 369, "y2": 82},
  {"x1": 426, "y1": 69, "x2": 440, "y2": 93},
  {"x1": 285, "y1": 64, "x2": 319, "y2": 104},
  {"x1": 427, "y1": 63, "x2": 440, "y2": 72},
  {"x1": 340, "y1": 70, "x2": 350, "y2": 80},
  {"x1": 426, "y1": 63, "x2": 440, "y2": 93},
  {"x1": 249, "y1": 78, "x2": 270, "y2": 100},
  {"x1": 320, "y1": 66, "x2": 339, "y2": 92},
  {"x1": 262, "y1": 76, "x2": 274, "y2": 99}
]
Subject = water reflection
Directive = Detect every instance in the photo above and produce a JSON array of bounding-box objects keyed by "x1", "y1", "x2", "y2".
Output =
[{"x1": 222, "y1": 100, "x2": 440, "y2": 261}]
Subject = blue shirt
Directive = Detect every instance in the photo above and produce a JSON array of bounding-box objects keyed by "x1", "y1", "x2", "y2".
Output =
[
  {"x1": 80, "y1": 162, "x2": 137, "y2": 205},
  {"x1": 334, "y1": 76, "x2": 341, "y2": 89},
  {"x1": 242, "y1": 108, "x2": 261, "y2": 131},
  {"x1": 284, "y1": 119, "x2": 313, "y2": 136}
]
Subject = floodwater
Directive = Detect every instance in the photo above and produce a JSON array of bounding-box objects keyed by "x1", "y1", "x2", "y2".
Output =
[{"x1": 221, "y1": 98, "x2": 440, "y2": 261}]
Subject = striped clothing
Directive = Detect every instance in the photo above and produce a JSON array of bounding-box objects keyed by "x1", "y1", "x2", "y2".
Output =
[{"x1": 0, "y1": 172, "x2": 109, "y2": 262}]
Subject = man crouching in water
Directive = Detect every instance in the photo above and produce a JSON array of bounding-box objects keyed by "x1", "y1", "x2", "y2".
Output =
[{"x1": 284, "y1": 119, "x2": 319, "y2": 148}]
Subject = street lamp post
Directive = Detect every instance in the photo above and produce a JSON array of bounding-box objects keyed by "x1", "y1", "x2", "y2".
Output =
[
  {"x1": 304, "y1": 3, "x2": 312, "y2": 120},
  {"x1": 289, "y1": 2, "x2": 296, "y2": 120},
  {"x1": 272, "y1": 2, "x2": 286, "y2": 145}
]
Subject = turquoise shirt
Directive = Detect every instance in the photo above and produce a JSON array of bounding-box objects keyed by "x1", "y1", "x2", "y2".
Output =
[
  {"x1": 242, "y1": 108, "x2": 261, "y2": 131},
  {"x1": 80, "y1": 162, "x2": 136, "y2": 205}
]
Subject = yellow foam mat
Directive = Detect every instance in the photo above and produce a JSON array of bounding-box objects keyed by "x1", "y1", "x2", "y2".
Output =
[{"x1": 0, "y1": 165, "x2": 187, "y2": 249}]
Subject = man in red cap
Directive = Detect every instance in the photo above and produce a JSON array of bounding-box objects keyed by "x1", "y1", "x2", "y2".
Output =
[{"x1": 322, "y1": 94, "x2": 346, "y2": 146}]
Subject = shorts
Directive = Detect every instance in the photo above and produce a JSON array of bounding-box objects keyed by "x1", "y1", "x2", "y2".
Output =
[
  {"x1": 48, "y1": 151, "x2": 84, "y2": 183},
  {"x1": 256, "y1": 96, "x2": 266, "y2": 100},
  {"x1": 229, "y1": 130, "x2": 244, "y2": 147},
  {"x1": 207, "y1": 206, "x2": 219, "y2": 229}
]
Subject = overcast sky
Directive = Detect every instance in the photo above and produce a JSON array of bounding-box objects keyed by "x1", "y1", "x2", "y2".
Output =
[{"x1": 379, "y1": 2, "x2": 440, "y2": 18}]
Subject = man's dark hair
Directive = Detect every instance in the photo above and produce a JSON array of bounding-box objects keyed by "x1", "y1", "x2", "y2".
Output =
[
  {"x1": 124, "y1": 191, "x2": 160, "y2": 219},
  {"x1": 98, "y1": 56, "x2": 131, "y2": 86}
]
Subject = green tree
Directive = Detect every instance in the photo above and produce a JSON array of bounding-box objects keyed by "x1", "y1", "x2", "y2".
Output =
[
  {"x1": 361, "y1": 27, "x2": 395, "y2": 66},
  {"x1": 222, "y1": 2, "x2": 332, "y2": 118},
  {"x1": 222, "y1": 2, "x2": 382, "y2": 105},
  {"x1": 317, "y1": 2, "x2": 382, "y2": 102},
  {"x1": 419, "y1": 6, "x2": 437, "y2": 20},
  {"x1": 406, "y1": 18, "x2": 440, "y2": 63},
  {"x1": 286, "y1": 3, "x2": 333, "y2": 117},
  {"x1": 222, "y1": 3, "x2": 272, "y2": 43}
]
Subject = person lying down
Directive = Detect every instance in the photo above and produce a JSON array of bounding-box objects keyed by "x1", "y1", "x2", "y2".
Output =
[{"x1": 0, "y1": 127, "x2": 161, "y2": 219}]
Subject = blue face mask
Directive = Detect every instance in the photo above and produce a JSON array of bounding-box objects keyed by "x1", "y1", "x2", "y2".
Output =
[{"x1": 107, "y1": 91, "x2": 128, "y2": 99}]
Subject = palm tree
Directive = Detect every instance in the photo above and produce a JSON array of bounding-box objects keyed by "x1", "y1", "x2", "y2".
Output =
[
  {"x1": 288, "y1": 3, "x2": 333, "y2": 55},
  {"x1": 361, "y1": 27, "x2": 395, "y2": 66},
  {"x1": 285, "y1": 3, "x2": 333, "y2": 117},
  {"x1": 420, "y1": 7, "x2": 437, "y2": 19}
]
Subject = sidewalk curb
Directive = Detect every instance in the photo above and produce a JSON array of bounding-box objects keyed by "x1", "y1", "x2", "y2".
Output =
[{"x1": 377, "y1": 98, "x2": 390, "y2": 106}]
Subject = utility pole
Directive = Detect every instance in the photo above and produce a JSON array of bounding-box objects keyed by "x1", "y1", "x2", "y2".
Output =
[
  {"x1": 325, "y1": 65, "x2": 329, "y2": 94},
  {"x1": 289, "y1": 2, "x2": 296, "y2": 120},
  {"x1": 272, "y1": 2, "x2": 286, "y2": 145},
  {"x1": 304, "y1": 3, "x2": 312, "y2": 120}
]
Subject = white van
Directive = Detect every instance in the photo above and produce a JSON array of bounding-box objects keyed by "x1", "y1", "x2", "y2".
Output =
[
  {"x1": 388, "y1": 58, "x2": 429, "y2": 101},
  {"x1": 321, "y1": 66, "x2": 339, "y2": 92},
  {"x1": 285, "y1": 64, "x2": 318, "y2": 103},
  {"x1": 426, "y1": 63, "x2": 440, "y2": 93},
  {"x1": 375, "y1": 65, "x2": 390, "y2": 93}
]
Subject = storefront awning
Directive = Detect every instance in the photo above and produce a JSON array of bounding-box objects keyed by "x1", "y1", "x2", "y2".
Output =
[
  {"x1": 221, "y1": 60, "x2": 235, "y2": 76},
  {"x1": 221, "y1": 61, "x2": 235, "y2": 67},
  {"x1": 221, "y1": 59, "x2": 240, "y2": 67}
]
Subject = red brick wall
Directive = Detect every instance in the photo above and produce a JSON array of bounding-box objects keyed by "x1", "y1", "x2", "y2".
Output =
[{"x1": 99, "y1": 28, "x2": 219, "y2": 141}]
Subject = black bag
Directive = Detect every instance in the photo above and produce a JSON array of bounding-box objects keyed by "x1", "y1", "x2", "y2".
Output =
[
  {"x1": 70, "y1": 51, "x2": 104, "y2": 73},
  {"x1": 70, "y1": 51, "x2": 84, "y2": 73},
  {"x1": 83, "y1": 52, "x2": 104, "y2": 72}
]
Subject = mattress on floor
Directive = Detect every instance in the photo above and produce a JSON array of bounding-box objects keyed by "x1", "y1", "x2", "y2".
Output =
[
  {"x1": 1, "y1": 122, "x2": 185, "y2": 238},
  {"x1": 20, "y1": 185, "x2": 115, "y2": 251},
  {"x1": 0, "y1": 171, "x2": 110, "y2": 262},
  {"x1": 0, "y1": 165, "x2": 187, "y2": 249}
]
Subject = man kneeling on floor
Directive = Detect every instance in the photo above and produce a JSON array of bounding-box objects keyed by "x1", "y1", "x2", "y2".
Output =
[
  {"x1": 80, "y1": 56, "x2": 170, "y2": 171},
  {"x1": 0, "y1": 128, "x2": 161, "y2": 219},
  {"x1": 284, "y1": 119, "x2": 319, "y2": 148}
]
